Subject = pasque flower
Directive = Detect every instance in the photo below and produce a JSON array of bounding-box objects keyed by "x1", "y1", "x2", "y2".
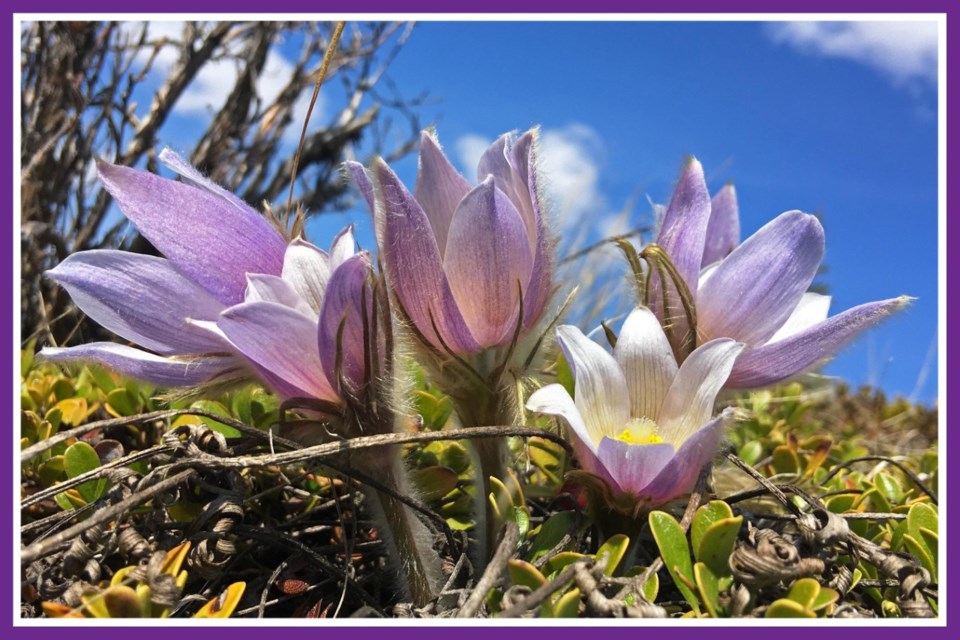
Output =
[
  {"x1": 41, "y1": 148, "x2": 370, "y2": 402},
  {"x1": 347, "y1": 129, "x2": 552, "y2": 354},
  {"x1": 644, "y1": 159, "x2": 909, "y2": 388},
  {"x1": 527, "y1": 306, "x2": 743, "y2": 507}
]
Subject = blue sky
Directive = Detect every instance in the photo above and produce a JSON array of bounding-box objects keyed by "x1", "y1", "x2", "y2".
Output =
[{"x1": 137, "y1": 20, "x2": 941, "y2": 404}]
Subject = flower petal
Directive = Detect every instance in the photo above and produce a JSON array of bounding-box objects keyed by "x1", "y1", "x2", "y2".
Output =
[
  {"x1": 639, "y1": 410, "x2": 731, "y2": 505},
  {"x1": 701, "y1": 184, "x2": 740, "y2": 268},
  {"x1": 97, "y1": 160, "x2": 286, "y2": 305},
  {"x1": 217, "y1": 301, "x2": 337, "y2": 401},
  {"x1": 282, "y1": 238, "x2": 331, "y2": 315},
  {"x1": 556, "y1": 325, "x2": 629, "y2": 443},
  {"x1": 726, "y1": 296, "x2": 911, "y2": 388},
  {"x1": 697, "y1": 211, "x2": 825, "y2": 345},
  {"x1": 414, "y1": 132, "x2": 471, "y2": 258},
  {"x1": 768, "y1": 292, "x2": 831, "y2": 344},
  {"x1": 479, "y1": 131, "x2": 539, "y2": 252},
  {"x1": 39, "y1": 343, "x2": 234, "y2": 387},
  {"x1": 649, "y1": 158, "x2": 711, "y2": 314},
  {"x1": 595, "y1": 438, "x2": 676, "y2": 496},
  {"x1": 46, "y1": 251, "x2": 226, "y2": 355},
  {"x1": 158, "y1": 148, "x2": 251, "y2": 213},
  {"x1": 317, "y1": 254, "x2": 373, "y2": 392},
  {"x1": 244, "y1": 274, "x2": 314, "y2": 316},
  {"x1": 613, "y1": 307, "x2": 679, "y2": 422},
  {"x1": 346, "y1": 161, "x2": 375, "y2": 212},
  {"x1": 375, "y1": 158, "x2": 479, "y2": 354},
  {"x1": 329, "y1": 225, "x2": 356, "y2": 269},
  {"x1": 444, "y1": 177, "x2": 534, "y2": 347},
  {"x1": 658, "y1": 338, "x2": 743, "y2": 445},
  {"x1": 527, "y1": 383, "x2": 603, "y2": 475}
]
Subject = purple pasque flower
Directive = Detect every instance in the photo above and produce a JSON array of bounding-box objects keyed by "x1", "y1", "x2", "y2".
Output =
[
  {"x1": 41, "y1": 149, "x2": 372, "y2": 402},
  {"x1": 647, "y1": 159, "x2": 909, "y2": 389},
  {"x1": 527, "y1": 306, "x2": 743, "y2": 507},
  {"x1": 347, "y1": 129, "x2": 552, "y2": 355}
]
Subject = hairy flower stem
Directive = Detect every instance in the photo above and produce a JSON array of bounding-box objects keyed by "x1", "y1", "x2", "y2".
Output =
[{"x1": 362, "y1": 448, "x2": 443, "y2": 607}]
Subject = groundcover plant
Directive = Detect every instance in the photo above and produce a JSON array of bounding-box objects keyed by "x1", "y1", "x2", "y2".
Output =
[{"x1": 19, "y1": 19, "x2": 938, "y2": 620}]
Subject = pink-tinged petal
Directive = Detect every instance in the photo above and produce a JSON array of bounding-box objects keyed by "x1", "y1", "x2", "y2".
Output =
[
  {"x1": 613, "y1": 307, "x2": 679, "y2": 422},
  {"x1": 375, "y1": 159, "x2": 479, "y2": 354},
  {"x1": 282, "y1": 238, "x2": 331, "y2": 314},
  {"x1": 516, "y1": 130, "x2": 552, "y2": 330},
  {"x1": 639, "y1": 410, "x2": 731, "y2": 505},
  {"x1": 483, "y1": 131, "x2": 539, "y2": 249},
  {"x1": 726, "y1": 296, "x2": 911, "y2": 389},
  {"x1": 39, "y1": 343, "x2": 234, "y2": 388},
  {"x1": 317, "y1": 253, "x2": 372, "y2": 391},
  {"x1": 217, "y1": 301, "x2": 337, "y2": 402},
  {"x1": 444, "y1": 178, "x2": 534, "y2": 347},
  {"x1": 702, "y1": 184, "x2": 740, "y2": 268},
  {"x1": 46, "y1": 251, "x2": 225, "y2": 355},
  {"x1": 658, "y1": 338, "x2": 743, "y2": 445},
  {"x1": 346, "y1": 161, "x2": 376, "y2": 213},
  {"x1": 158, "y1": 148, "x2": 250, "y2": 213},
  {"x1": 244, "y1": 274, "x2": 314, "y2": 316},
  {"x1": 329, "y1": 225, "x2": 357, "y2": 269},
  {"x1": 527, "y1": 383, "x2": 605, "y2": 476},
  {"x1": 97, "y1": 160, "x2": 286, "y2": 305},
  {"x1": 595, "y1": 438, "x2": 676, "y2": 496},
  {"x1": 414, "y1": 132, "x2": 471, "y2": 258},
  {"x1": 649, "y1": 158, "x2": 711, "y2": 316},
  {"x1": 697, "y1": 211, "x2": 825, "y2": 345},
  {"x1": 768, "y1": 292, "x2": 831, "y2": 344},
  {"x1": 556, "y1": 325, "x2": 629, "y2": 441}
]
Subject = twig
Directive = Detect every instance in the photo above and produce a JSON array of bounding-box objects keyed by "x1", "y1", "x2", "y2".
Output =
[
  {"x1": 456, "y1": 521, "x2": 520, "y2": 618},
  {"x1": 499, "y1": 559, "x2": 589, "y2": 618}
]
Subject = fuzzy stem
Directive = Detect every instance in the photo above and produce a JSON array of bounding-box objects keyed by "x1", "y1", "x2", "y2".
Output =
[{"x1": 362, "y1": 447, "x2": 443, "y2": 607}]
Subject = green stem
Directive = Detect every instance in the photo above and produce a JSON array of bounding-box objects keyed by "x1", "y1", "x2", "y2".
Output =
[{"x1": 363, "y1": 448, "x2": 443, "y2": 607}]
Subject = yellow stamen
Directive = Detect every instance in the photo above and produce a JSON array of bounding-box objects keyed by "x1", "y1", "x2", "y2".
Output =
[{"x1": 615, "y1": 418, "x2": 664, "y2": 445}]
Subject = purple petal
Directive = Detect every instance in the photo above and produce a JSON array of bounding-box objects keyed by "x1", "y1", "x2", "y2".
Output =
[
  {"x1": 346, "y1": 161, "x2": 376, "y2": 213},
  {"x1": 613, "y1": 307, "x2": 678, "y2": 422},
  {"x1": 697, "y1": 211, "x2": 825, "y2": 345},
  {"x1": 158, "y1": 148, "x2": 250, "y2": 213},
  {"x1": 516, "y1": 131, "x2": 552, "y2": 330},
  {"x1": 702, "y1": 184, "x2": 740, "y2": 268},
  {"x1": 726, "y1": 296, "x2": 911, "y2": 389},
  {"x1": 595, "y1": 437, "x2": 676, "y2": 496},
  {"x1": 217, "y1": 301, "x2": 337, "y2": 402},
  {"x1": 244, "y1": 274, "x2": 314, "y2": 316},
  {"x1": 768, "y1": 292, "x2": 831, "y2": 343},
  {"x1": 479, "y1": 131, "x2": 539, "y2": 251},
  {"x1": 414, "y1": 132, "x2": 471, "y2": 258},
  {"x1": 317, "y1": 253, "x2": 373, "y2": 391},
  {"x1": 46, "y1": 251, "x2": 226, "y2": 355},
  {"x1": 444, "y1": 178, "x2": 534, "y2": 347},
  {"x1": 649, "y1": 158, "x2": 711, "y2": 320},
  {"x1": 39, "y1": 343, "x2": 235, "y2": 388},
  {"x1": 329, "y1": 225, "x2": 357, "y2": 269},
  {"x1": 639, "y1": 410, "x2": 731, "y2": 505},
  {"x1": 658, "y1": 338, "x2": 743, "y2": 445},
  {"x1": 375, "y1": 159, "x2": 479, "y2": 354},
  {"x1": 556, "y1": 325, "x2": 629, "y2": 441},
  {"x1": 282, "y1": 238, "x2": 331, "y2": 314},
  {"x1": 97, "y1": 160, "x2": 286, "y2": 305}
]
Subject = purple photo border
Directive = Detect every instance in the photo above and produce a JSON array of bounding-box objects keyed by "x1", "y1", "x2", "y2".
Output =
[{"x1": 4, "y1": 1, "x2": 953, "y2": 638}]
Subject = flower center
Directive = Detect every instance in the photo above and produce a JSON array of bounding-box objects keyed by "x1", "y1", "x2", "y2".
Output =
[{"x1": 615, "y1": 418, "x2": 664, "y2": 445}]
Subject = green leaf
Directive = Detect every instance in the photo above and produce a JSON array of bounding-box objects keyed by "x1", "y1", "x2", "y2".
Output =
[
  {"x1": 738, "y1": 441, "x2": 764, "y2": 466},
  {"x1": 556, "y1": 354, "x2": 574, "y2": 397},
  {"x1": 64, "y1": 441, "x2": 108, "y2": 502},
  {"x1": 785, "y1": 577, "x2": 820, "y2": 609},
  {"x1": 810, "y1": 586, "x2": 840, "y2": 613},
  {"x1": 919, "y1": 527, "x2": 939, "y2": 576},
  {"x1": 595, "y1": 534, "x2": 630, "y2": 577},
  {"x1": 902, "y1": 534, "x2": 936, "y2": 577},
  {"x1": 541, "y1": 588, "x2": 580, "y2": 618},
  {"x1": 766, "y1": 599, "x2": 816, "y2": 618},
  {"x1": 691, "y1": 500, "x2": 734, "y2": 561},
  {"x1": 409, "y1": 466, "x2": 458, "y2": 501},
  {"x1": 507, "y1": 559, "x2": 546, "y2": 590},
  {"x1": 544, "y1": 552, "x2": 587, "y2": 577},
  {"x1": 649, "y1": 510, "x2": 699, "y2": 613},
  {"x1": 696, "y1": 516, "x2": 743, "y2": 577},
  {"x1": 106, "y1": 388, "x2": 141, "y2": 417},
  {"x1": 38, "y1": 455, "x2": 66, "y2": 488},
  {"x1": 84, "y1": 365, "x2": 117, "y2": 393},
  {"x1": 693, "y1": 562, "x2": 721, "y2": 618},
  {"x1": 906, "y1": 502, "x2": 938, "y2": 540},
  {"x1": 529, "y1": 511, "x2": 577, "y2": 562},
  {"x1": 771, "y1": 445, "x2": 800, "y2": 475},
  {"x1": 51, "y1": 378, "x2": 76, "y2": 402},
  {"x1": 874, "y1": 473, "x2": 904, "y2": 505},
  {"x1": 187, "y1": 400, "x2": 242, "y2": 438}
]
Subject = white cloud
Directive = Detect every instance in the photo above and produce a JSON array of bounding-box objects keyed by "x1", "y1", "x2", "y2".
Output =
[
  {"x1": 454, "y1": 124, "x2": 606, "y2": 232},
  {"x1": 768, "y1": 21, "x2": 938, "y2": 86}
]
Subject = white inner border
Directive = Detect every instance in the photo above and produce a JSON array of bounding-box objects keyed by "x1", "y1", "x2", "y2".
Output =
[{"x1": 11, "y1": 12, "x2": 948, "y2": 628}]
